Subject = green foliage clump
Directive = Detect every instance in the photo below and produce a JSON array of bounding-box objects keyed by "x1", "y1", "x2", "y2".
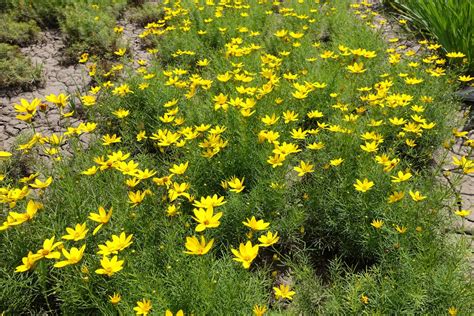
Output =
[
  {"x1": 58, "y1": 2, "x2": 127, "y2": 63},
  {"x1": 1, "y1": 0, "x2": 473, "y2": 315},
  {"x1": 382, "y1": 0, "x2": 474, "y2": 72},
  {"x1": 0, "y1": 43, "x2": 42, "y2": 92},
  {"x1": 2, "y1": 0, "x2": 128, "y2": 63},
  {"x1": 128, "y1": 2, "x2": 164, "y2": 26},
  {"x1": 0, "y1": 13, "x2": 40, "y2": 46}
]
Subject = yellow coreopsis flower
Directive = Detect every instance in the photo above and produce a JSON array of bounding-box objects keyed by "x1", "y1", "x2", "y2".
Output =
[
  {"x1": 45, "y1": 93, "x2": 69, "y2": 108},
  {"x1": 370, "y1": 219, "x2": 384, "y2": 229},
  {"x1": 253, "y1": 305, "x2": 268, "y2": 316},
  {"x1": 98, "y1": 232, "x2": 133, "y2": 256},
  {"x1": 112, "y1": 108, "x2": 130, "y2": 119},
  {"x1": 267, "y1": 154, "x2": 285, "y2": 168},
  {"x1": 15, "y1": 251, "x2": 41, "y2": 272},
  {"x1": 0, "y1": 151, "x2": 13, "y2": 160},
  {"x1": 395, "y1": 225, "x2": 407, "y2": 234},
  {"x1": 193, "y1": 194, "x2": 226, "y2": 210},
  {"x1": 347, "y1": 62, "x2": 366, "y2": 73},
  {"x1": 360, "y1": 141, "x2": 379, "y2": 153},
  {"x1": 284, "y1": 111, "x2": 299, "y2": 124},
  {"x1": 448, "y1": 306, "x2": 458, "y2": 316},
  {"x1": 446, "y1": 52, "x2": 465, "y2": 58},
  {"x1": 454, "y1": 209, "x2": 470, "y2": 217},
  {"x1": 81, "y1": 95, "x2": 97, "y2": 107},
  {"x1": 109, "y1": 293, "x2": 121, "y2": 304},
  {"x1": 78, "y1": 52, "x2": 89, "y2": 63},
  {"x1": 54, "y1": 245, "x2": 86, "y2": 268},
  {"x1": 95, "y1": 255, "x2": 124, "y2": 277},
  {"x1": 307, "y1": 142, "x2": 325, "y2": 150},
  {"x1": 330, "y1": 158, "x2": 344, "y2": 166},
  {"x1": 243, "y1": 216, "x2": 270, "y2": 231},
  {"x1": 102, "y1": 134, "x2": 122, "y2": 146},
  {"x1": 169, "y1": 161, "x2": 189, "y2": 175},
  {"x1": 134, "y1": 299, "x2": 152, "y2": 315},
  {"x1": 452, "y1": 156, "x2": 474, "y2": 174},
  {"x1": 261, "y1": 114, "x2": 280, "y2": 126},
  {"x1": 29, "y1": 177, "x2": 53, "y2": 189},
  {"x1": 168, "y1": 182, "x2": 191, "y2": 202},
  {"x1": 388, "y1": 191, "x2": 404, "y2": 203},
  {"x1": 82, "y1": 166, "x2": 99, "y2": 176},
  {"x1": 354, "y1": 178, "x2": 374, "y2": 192},
  {"x1": 128, "y1": 190, "x2": 147, "y2": 207},
  {"x1": 409, "y1": 190, "x2": 426, "y2": 202},
  {"x1": 8, "y1": 200, "x2": 42, "y2": 226},
  {"x1": 166, "y1": 204, "x2": 179, "y2": 217},
  {"x1": 14, "y1": 98, "x2": 40, "y2": 122},
  {"x1": 405, "y1": 77, "x2": 424, "y2": 85},
  {"x1": 293, "y1": 160, "x2": 314, "y2": 177},
  {"x1": 153, "y1": 174, "x2": 174, "y2": 188},
  {"x1": 273, "y1": 284, "x2": 295, "y2": 300},
  {"x1": 88, "y1": 206, "x2": 113, "y2": 235},
  {"x1": 62, "y1": 222, "x2": 88, "y2": 241},
  {"x1": 360, "y1": 294, "x2": 369, "y2": 304},
  {"x1": 459, "y1": 75, "x2": 474, "y2": 83},
  {"x1": 184, "y1": 235, "x2": 214, "y2": 255},
  {"x1": 391, "y1": 171, "x2": 412, "y2": 183},
  {"x1": 136, "y1": 131, "x2": 147, "y2": 142},
  {"x1": 227, "y1": 176, "x2": 245, "y2": 193},
  {"x1": 192, "y1": 208, "x2": 222, "y2": 232},
  {"x1": 217, "y1": 72, "x2": 232, "y2": 82},
  {"x1": 114, "y1": 48, "x2": 126, "y2": 56},
  {"x1": 36, "y1": 236, "x2": 62, "y2": 259},
  {"x1": 231, "y1": 241, "x2": 259, "y2": 269},
  {"x1": 258, "y1": 231, "x2": 279, "y2": 247}
]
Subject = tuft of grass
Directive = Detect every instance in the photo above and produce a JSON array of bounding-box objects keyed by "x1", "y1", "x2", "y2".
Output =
[
  {"x1": 0, "y1": 13, "x2": 41, "y2": 46},
  {"x1": 382, "y1": 0, "x2": 474, "y2": 72},
  {"x1": 3, "y1": 0, "x2": 128, "y2": 64},
  {"x1": 128, "y1": 2, "x2": 164, "y2": 27},
  {"x1": 0, "y1": 43, "x2": 43, "y2": 92}
]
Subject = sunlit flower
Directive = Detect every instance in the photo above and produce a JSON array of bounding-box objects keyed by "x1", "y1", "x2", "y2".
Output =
[
  {"x1": 88, "y1": 206, "x2": 113, "y2": 235},
  {"x1": 273, "y1": 284, "x2": 295, "y2": 300},
  {"x1": 112, "y1": 108, "x2": 130, "y2": 118},
  {"x1": 454, "y1": 210, "x2": 471, "y2": 217},
  {"x1": 62, "y1": 222, "x2": 88, "y2": 241},
  {"x1": 293, "y1": 160, "x2": 314, "y2": 176},
  {"x1": 109, "y1": 293, "x2": 121, "y2": 304},
  {"x1": 243, "y1": 216, "x2": 270, "y2": 231},
  {"x1": 370, "y1": 219, "x2": 384, "y2": 229},
  {"x1": 184, "y1": 235, "x2": 214, "y2": 255},
  {"x1": 227, "y1": 176, "x2": 245, "y2": 193},
  {"x1": 134, "y1": 299, "x2": 152, "y2": 315},
  {"x1": 354, "y1": 178, "x2": 374, "y2": 192},
  {"x1": 193, "y1": 194, "x2": 226, "y2": 210},
  {"x1": 192, "y1": 208, "x2": 222, "y2": 232},
  {"x1": 36, "y1": 236, "x2": 62, "y2": 259},
  {"x1": 29, "y1": 177, "x2": 53, "y2": 189},
  {"x1": 391, "y1": 171, "x2": 412, "y2": 183},
  {"x1": 15, "y1": 251, "x2": 41, "y2": 272},
  {"x1": 54, "y1": 245, "x2": 86, "y2": 268},
  {"x1": 395, "y1": 225, "x2": 407, "y2": 234},
  {"x1": 409, "y1": 190, "x2": 426, "y2": 202},
  {"x1": 231, "y1": 241, "x2": 259, "y2": 269},
  {"x1": 95, "y1": 255, "x2": 124, "y2": 277},
  {"x1": 258, "y1": 231, "x2": 279, "y2": 247},
  {"x1": 253, "y1": 304, "x2": 267, "y2": 316}
]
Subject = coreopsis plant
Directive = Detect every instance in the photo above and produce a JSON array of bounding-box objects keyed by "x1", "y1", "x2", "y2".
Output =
[{"x1": 1, "y1": 0, "x2": 473, "y2": 314}]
